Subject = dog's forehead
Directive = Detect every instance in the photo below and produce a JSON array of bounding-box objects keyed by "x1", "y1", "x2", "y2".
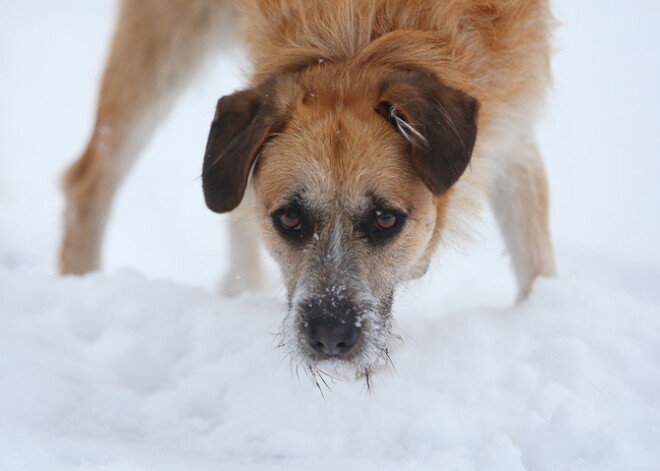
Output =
[{"x1": 257, "y1": 105, "x2": 425, "y2": 211}]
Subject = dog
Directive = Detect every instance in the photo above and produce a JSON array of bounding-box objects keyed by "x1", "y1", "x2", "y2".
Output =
[{"x1": 60, "y1": 0, "x2": 556, "y2": 380}]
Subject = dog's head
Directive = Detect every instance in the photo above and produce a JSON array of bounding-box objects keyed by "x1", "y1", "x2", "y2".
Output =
[{"x1": 202, "y1": 67, "x2": 478, "y2": 380}]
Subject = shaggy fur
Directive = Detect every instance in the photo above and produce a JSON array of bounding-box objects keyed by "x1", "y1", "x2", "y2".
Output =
[{"x1": 60, "y1": 0, "x2": 556, "y2": 380}]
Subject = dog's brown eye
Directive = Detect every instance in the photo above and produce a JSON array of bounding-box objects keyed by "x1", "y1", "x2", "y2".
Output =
[
  {"x1": 375, "y1": 211, "x2": 396, "y2": 230},
  {"x1": 280, "y1": 211, "x2": 301, "y2": 230},
  {"x1": 361, "y1": 207, "x2": 406, "y2": 243}
]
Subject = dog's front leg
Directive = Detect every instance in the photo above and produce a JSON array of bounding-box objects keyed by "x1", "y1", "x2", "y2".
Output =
[
  {"x1": 60, "y1": 0, "x2": 232, "y2": 275},
  {"x1": 489, "y1": 136, "x2": 556, "y2": 301},
  {"x1": 219, "y1": 188, "x2": 266, "y2": 296}
]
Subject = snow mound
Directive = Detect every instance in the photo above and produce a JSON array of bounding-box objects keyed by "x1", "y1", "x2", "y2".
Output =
[{"x1": 1, "y1": 268, "x2": 658, "y2": 470}]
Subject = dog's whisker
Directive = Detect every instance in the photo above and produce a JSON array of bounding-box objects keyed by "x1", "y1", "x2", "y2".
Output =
[
  {"x1": 385, "y1": 348, "x2": 399, "y2": 377},
  {"x1": 318, "y1": 369, "x2": 338, "y2": 387},
  {"x1": 314, "y1": 380, "x2": 326, "y2": 400},
  {"x1": 364, "y1": 369, "x2": 374, "y2": 396},
  {"x1": 306, "y1": 366, "x2": 328, "y2": 400},
  {"x1": 269, "y1": 329, "x2": 286, "y2": 348},
  {"x1": 317, "y1": 372, "x2": 331, "y2": 392}
]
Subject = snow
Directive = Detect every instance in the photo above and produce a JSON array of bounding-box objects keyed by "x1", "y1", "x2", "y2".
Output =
[
  {"x1": 1, "y1": 1, "x2": 660, "y2": 470},
  {"x1": 2, "y1": 270, "x2": 658, "y2": 471}
]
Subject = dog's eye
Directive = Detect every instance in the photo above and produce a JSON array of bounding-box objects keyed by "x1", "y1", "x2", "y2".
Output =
[
  {"x1": 271, "y1": 205, "x2": 309, "y2": 243},
  {"x1": 279, "y1": 211, "x2": 301, "y2": 230},
  {"x1": 365, "y1": 209, "x2": 406, "y2": 242},
  {"x1": 375, "y1": 211, "x2": 397, "y2": 230}
]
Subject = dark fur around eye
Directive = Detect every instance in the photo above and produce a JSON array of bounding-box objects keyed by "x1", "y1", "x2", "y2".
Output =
[
  {"x1": 271, "y1": 204, "x2": 310, "y2": 243},
  {"x1": 361, "y1": 209, "x2": 407, "y2": 243}
]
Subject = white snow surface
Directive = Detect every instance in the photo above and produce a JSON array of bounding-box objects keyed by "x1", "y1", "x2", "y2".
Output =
[{"x1": 1, "y1": 1, "x2": 660, "y2": 470}]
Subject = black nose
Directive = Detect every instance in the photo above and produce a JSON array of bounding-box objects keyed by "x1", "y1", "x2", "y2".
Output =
[{"x1": 305, "y1": 320, "x2": 361, "y2": 356}]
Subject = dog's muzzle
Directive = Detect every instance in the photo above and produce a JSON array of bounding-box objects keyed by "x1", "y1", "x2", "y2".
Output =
[
  {"x1": 304, "y1": 314, "x2": 361, "y2": 356},
  {"x1": 298, "y1": 291, "x2": 366, "y2": 358}
]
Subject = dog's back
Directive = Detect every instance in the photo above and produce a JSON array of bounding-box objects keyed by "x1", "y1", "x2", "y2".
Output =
[{"x1": 241, "y1": 0, "x2": 552, "y2": 108}]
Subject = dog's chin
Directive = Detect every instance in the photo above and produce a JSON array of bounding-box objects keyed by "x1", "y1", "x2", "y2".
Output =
[
  {"x1": 278, "y1": 310, "x2": 395, "y2": 383},
  {"x1": 305, "y1": 354, "x2": 388, "y2": 382}
]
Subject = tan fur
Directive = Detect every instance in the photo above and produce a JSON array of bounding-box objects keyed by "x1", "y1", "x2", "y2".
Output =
[
  {"x1": 244, "y1": 0, "x2": 556, "y2": 304},
  {"x1": 61, "y1": 0, "x2": 555, "y2": 304},
  {"x1": 60, "y1": 0, "x2": 232, "y2": 273}
]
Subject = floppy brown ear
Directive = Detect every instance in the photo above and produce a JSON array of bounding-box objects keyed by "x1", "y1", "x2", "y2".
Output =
[
  {"x1": 202, "y1": 83, "x2": 283, "y2": 213},
  {"x1": 375, "y1": 71, "x2": 479, "y2": 195}
]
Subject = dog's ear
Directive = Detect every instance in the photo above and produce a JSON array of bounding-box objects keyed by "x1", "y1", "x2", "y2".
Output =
[
  {"x1": 202, "y1": 82, "x2": 284, "y2": 213},
  {"x1": 375, "y1": 71, "x2": 479, "y2": 195}
]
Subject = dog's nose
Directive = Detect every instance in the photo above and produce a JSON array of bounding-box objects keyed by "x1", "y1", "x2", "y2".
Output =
[{"x1": 305, "y1": 320, "x2": 360, "y2": 356}]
